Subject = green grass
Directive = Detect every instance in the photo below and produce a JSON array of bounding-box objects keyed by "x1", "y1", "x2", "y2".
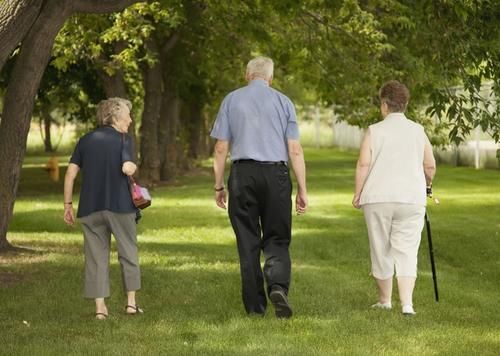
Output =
[{"x1": 1, "y1": 148, "x2": 500, "y2": 355}]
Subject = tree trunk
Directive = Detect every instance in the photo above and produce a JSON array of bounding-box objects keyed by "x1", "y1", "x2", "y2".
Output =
[
  {"x1": 157, "y1": 32, "x2": 181, "y2": 181},
  {"x1": 0, "y1": 0, "x2": 43, "y2": 70},
  {"x1": 187, "y1": 99, "x2": 203, "y2": 160},
  {"x1": 0, "y1": 0, "x2": 70, "y2": 250},
  {"x1": 177, "y1": 102, "x2": 192, "y2": 171},
  {"x1": 96, "y1": 58, "x2": 138, "y2": 162},
  {"x1": 71, "y1": 0, "x2": 138, "y2": 13},
  {"x1": 159, "y1": 93, "x2": 181, "y2": 181},
  {"x1": 199, "y1": 110, "x2": 211, "y2": 158},
  {"x1": 96, "y1": 68, "x2": 127, "y2": 99},
  {"x1": 138, "y1": 39, "x2": 162, "y2": 184},
  {"x1": 41, "y1": 105, "x2": 53, "y2": 152},
  {"x1": 0, "y1": 0, "x2": 140, "y2": 251}
]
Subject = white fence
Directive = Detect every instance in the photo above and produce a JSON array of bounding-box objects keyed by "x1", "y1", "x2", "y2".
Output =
[
  {"x1": 434, "y1": 140, "x2": 499, "y2": 169},
  {"x1": 332, "y1": 120, "x2": 365, "y2": 149},
  {"x1": 326, "y1": 121, "x2": 499, "y2": 169}
]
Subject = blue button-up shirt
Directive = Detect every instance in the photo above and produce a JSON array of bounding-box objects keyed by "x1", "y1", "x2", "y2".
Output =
[{"x1": 210, "y1": 79, "x2": 299, "y2": 162}]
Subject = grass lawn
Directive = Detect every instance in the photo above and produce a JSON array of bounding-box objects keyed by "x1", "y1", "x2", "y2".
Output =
[{"x1": 1, "y1": 148, "x2": 500, "y2": 355}]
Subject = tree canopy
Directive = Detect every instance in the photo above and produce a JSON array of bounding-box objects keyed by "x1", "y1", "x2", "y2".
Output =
[{"x1": 45, "y1": 0, "x2": 500, "y2": 142}]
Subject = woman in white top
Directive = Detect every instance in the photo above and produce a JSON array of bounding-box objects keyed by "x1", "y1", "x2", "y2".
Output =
[{"x1": 352, "y1": 80, "x2": 436, "y2": 315}]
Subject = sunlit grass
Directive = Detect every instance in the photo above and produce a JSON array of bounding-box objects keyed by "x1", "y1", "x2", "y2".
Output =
[{"x1": 1, "y1": 148, "x2": 500, "y2": 355}]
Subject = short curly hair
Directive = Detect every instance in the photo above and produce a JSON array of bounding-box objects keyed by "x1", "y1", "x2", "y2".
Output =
[
  {"x1": 96, "y1": 97, "x2": 132, "y2": 126},
  {"x1": 379, "y1": 80, "x2": 410, "y2": 113}
]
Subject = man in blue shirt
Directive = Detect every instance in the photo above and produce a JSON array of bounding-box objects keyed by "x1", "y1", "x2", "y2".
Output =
[{"x1": 211, "y1": 56, "x2": 308, "y2": 318}]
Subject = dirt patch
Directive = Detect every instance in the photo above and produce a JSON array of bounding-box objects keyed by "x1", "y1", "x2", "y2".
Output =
[
  {"x1": 0, "y1": 271, "x2": 25, "y2": 287},
  {"x1": 0, "y1": 246, "x2": 45, "y2": 263},
  {"x1": 0, "y1": 247, "x2": 47, "y2": 288}
]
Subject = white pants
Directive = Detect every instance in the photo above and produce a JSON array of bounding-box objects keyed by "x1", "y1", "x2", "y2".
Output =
[{"x1": 362, "y1": 203, "x2": 425, "y2": 279}]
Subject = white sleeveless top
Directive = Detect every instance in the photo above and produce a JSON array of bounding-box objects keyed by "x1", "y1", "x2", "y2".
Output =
[{"x1": 360, "y1": 113, "x2": 427, "y2": 206}]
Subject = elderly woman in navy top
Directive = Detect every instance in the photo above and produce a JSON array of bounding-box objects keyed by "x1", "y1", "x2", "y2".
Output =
[{"x1": 63, "y1": 97, "x2": 142, "y2": 320}]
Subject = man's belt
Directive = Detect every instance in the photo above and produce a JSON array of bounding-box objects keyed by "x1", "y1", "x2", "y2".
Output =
[{"x1": 232, "y1": 159, "x2": 287, "y2": 166}]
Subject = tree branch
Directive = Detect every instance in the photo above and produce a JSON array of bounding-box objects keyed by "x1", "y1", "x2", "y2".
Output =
[
  {"x1": 71, "y1": 0, "x2": 143, "y2": 14},
  {"x1": 160, "y1": 32, "x2": 180, "y2": 59},
  {"x1": 302, "y1": 10, "x2": 362, "y2": 45}
]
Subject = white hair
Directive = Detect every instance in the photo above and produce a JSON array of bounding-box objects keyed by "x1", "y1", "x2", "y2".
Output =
[
  {"x1": 96, "y1": 97, "x2": 132, "y2": 126},
  {"x1": 246, "y1": 56, "x2": 274, "y2": 80}
]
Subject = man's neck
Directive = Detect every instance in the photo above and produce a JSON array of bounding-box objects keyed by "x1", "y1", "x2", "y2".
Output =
[{"x1": 248, "y1": 76, "x2": 270, "y2": 85}]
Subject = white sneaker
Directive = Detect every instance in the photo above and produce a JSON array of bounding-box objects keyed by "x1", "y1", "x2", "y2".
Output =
[
  {"x1": 402, "y1": 305, "x2": 416, "y2": 315},
  {"x1": 371, "y1": 302, "x2": 392, "y2": 310}
]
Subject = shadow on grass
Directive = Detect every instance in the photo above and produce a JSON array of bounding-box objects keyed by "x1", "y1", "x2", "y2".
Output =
[
  {"x1": 0, "y1": 245, "x2": 40, "y2": 255},
  {"x1": 8, "y1": 208, "x2": 229, "y2": 234},
  {"x1": 3, "y1": 233, "x2": 500, "y2": 335},
  {"x1": 1, "y1": 234, "x2": 367, "y2": 321},
  {"x1": 9, "y1": 209, "x2": 81, "y2": 233},
  {"x1": 17, "y1": 166, "x2": 74, "y2": 197}
]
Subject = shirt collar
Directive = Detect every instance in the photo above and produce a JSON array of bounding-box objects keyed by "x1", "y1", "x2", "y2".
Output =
[
  {"x1": 249, "y1": 78, "x2": 269, "y2": 87},
  {"x1": 102, "y1": 125, "x2": 116, "y2": 130},
  {"x1": 385, "y1": 112, "x2": 406, "y2": 120}
]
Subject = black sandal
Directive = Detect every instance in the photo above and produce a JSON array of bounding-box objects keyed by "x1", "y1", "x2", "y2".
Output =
[
  {"x1": 125, "y1": 305, "x2": 144, "y2": 315},
  {"x1": 95, "y1": 312, "x2": 108, "y2": 320}
]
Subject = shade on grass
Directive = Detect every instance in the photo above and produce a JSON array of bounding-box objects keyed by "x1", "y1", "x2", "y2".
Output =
[{"x1": 1, "y1": 148, "x2": 500, "y2": 355}]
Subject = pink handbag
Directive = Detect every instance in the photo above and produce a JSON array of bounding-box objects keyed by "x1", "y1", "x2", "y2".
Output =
[{"x1": 129, "y1": 177, "x2": 151, "y2": 209}]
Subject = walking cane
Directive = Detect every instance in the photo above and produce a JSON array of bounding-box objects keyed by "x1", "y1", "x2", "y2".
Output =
[{"x1": 425, "y1": 185, "x2": 439, "y2": 302}]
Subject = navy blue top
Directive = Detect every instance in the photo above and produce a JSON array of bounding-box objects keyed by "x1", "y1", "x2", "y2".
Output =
[
  {"x1": 70, "y1": 126, "x2": 136, "y2": 218},
  {"x1": 210, "y1": 79, "x2": 300, "y2": 162}
]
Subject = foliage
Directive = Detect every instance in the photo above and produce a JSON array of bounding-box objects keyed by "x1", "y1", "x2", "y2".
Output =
[
  {"x1": 53, "y1": 2, "x2": 183, "y2": 72},
  {"x1": 50, "y1": 1, "x2": 185, "y2": 124},
  {"x1": 363, "y1": 0, "x2": 500, "y2": 144},
  {"x1": 248, "y1": 1, "x2": 393, "y2": 127},
  {"x1": 38, "y1": 0, "x2": 500, "y2": 145},
  {"x1": 36, "y1": 61, "x2": 105, "y2": 125}
]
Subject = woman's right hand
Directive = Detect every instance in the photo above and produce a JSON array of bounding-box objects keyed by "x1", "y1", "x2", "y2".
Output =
[
  {"x1": 352, "y1": 194, "x2": 361, "y2": 209},
  {"x1": 64, "y1": 205, "x2": 75, "y2": 225}
]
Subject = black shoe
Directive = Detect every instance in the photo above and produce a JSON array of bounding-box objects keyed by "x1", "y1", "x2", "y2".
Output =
[{"x1": 269, "y1": 287, "x2": 293, "y2": 319}]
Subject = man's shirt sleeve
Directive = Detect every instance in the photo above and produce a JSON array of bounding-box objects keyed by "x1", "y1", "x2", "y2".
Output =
[
  {"x1": 285, "y1": 97, "x2": 300, "y2": 140},
  {"x1": 210, "y1": 95, "x2": 232, "y2": 141}
]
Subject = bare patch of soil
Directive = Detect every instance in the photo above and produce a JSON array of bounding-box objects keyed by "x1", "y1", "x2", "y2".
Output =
[{"x1": 0, "y1": 271, "x2": 25, "y2": 287}]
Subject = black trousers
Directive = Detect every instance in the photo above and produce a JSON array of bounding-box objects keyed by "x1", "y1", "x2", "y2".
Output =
[{"x1": 228, "y1": 161, "x2": 292, "y2": 314}]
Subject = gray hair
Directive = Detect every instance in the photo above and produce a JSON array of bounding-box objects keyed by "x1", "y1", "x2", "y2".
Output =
[
  {"x1": 246, "y1": 56, "x2": 274, "y2": 80},
  {"x1": 96, "y1": 97, "x2": 132, "y2": 126}
]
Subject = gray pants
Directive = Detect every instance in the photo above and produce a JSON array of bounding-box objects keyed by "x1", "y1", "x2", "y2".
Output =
[{"x1": 80, "y1": 210, "x2": 141, "y2": 298}]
